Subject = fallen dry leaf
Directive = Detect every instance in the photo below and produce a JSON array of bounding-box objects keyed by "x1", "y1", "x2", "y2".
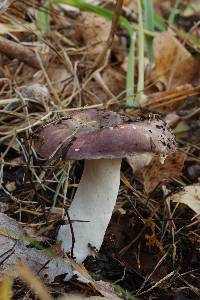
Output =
[
  {"x1": 102, "y1": 67, "x2": 125, "y2": 96},
  {"x1": 142, "y1": 151, "x2": 187, "y2": 193},
  {"x1": 108, "y1": 215, "x2": 170, "y2": 282},
  {"x1": 168, "y1": 184, "x2": 200, "y2": 216},
  {"x1": 0, "y1": 212, "x2": 73, "y2": 282},
  {"x1": 84, "y1": 80, "x2": 111, "y2": 104},
  {"x1": 94, "y1": 281, "x2": 121, "y2": 300},
  {"x1": 0, "y1": 212, "x2": 122, "y2": 296},
  {"x1": 127, "y1": 153, "x2": 153, "y2": 175},
  {"x1": 151, "y1": 31, "x2": 199, "y2": 89},
  {"x1": 80, "y1": 12, "x2": 113, "y2": 58},
  {"x1": 86, "y1": 66, "x2": 125, "y2": 104},
  {"x1": 127, "y1": 151, "x2": 187, "y2": 193},
  {"x1": 70, "y1": 260, "x2": 122, "y2": 300},
  {"x1": 47, "y1": 66, "x2": 72, "y2": 95}
]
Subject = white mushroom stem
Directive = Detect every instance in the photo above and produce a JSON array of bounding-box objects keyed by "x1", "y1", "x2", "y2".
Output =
[{"x1": 57, "y1": 158, "x2": 121, "y2": 263}]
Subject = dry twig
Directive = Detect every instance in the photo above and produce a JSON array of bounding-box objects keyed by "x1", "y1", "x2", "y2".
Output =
[{"x1": 0, "y1": 36, "x2": 45, "y2": 69}]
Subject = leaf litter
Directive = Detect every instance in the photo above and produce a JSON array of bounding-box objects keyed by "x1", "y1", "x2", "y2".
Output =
[
  {"x1": 0, "y1": 0, "x2": 200, "y2": 299},
  {"x1": 168, "y1": 184, "x2": 200, "y2": 217},
  {"x1": 0, "y1": 212, "x2": 74, "y2": 282}
]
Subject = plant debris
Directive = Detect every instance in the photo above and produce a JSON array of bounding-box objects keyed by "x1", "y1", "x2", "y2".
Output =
[{"x1": 0, "y1": 0, "x2": 200, "y2": 299}]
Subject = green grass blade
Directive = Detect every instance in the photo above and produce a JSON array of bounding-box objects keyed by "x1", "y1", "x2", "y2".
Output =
[
  {"x1": 126, "y1": 32, "x2": 136, "y2": 107},
  {"x1": 154, "y1": 13, "x2": 165, "y2": 31},
  {"x1": 48, "y1": 0, "x2": 164, "y2": 106},
  {"x1": 50, "y1": 0, "x2": 157, "y2": 37},
  {"x1": 143, "y1": 0, "x2": 154, "y2": 63},
  {"x1": 136, "y1": 0, "x2": 144, "y2": 105},
  {"x1": 168, "y1": 0, "x2": 181, "y2": 25},
  {"x1": 36, "y1": 0, "x2": 50, "y2": 33},
  {"x1": 51, "y1": 0, "x2": 132, "y2": 34},
  {"x1": 51, "y1": 0, "x2": 136, "y2": 106}
]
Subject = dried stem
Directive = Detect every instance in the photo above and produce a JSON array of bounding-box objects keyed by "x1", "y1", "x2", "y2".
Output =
[
  {"x1": 0, "y1": 36, "x2": 45, "y2": 69},
  {"x1": 90, "y1": 0, "x2": 123, "y2": 73}
]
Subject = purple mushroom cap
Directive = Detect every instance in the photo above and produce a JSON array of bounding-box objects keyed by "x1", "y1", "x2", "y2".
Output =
[{"x1": 34, "y1": 109, "x2": 176, "y2": 160}]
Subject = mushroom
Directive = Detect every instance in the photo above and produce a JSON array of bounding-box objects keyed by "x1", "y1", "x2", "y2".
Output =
[{"x1": 34, "y1": 109, "x2": 176, "y2": 262}]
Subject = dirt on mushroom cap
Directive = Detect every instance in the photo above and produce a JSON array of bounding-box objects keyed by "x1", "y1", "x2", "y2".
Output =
[{"x1": 34, "y1": 109, "x2": 177, "y2": 161}]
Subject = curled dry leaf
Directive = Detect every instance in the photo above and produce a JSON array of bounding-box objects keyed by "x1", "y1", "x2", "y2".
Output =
[
  {"x1": 128, "y1": 151, "x2": 186, "y2": 193},
  {"x1": 143, "y1": 151, "x2": 187, "y2": 193},
  {"x1": 151, "y1": 31, "x2": 199, "y2": 89},
  {"x1": 168, "y1": 185, "x2": 200, "y2": 217}
]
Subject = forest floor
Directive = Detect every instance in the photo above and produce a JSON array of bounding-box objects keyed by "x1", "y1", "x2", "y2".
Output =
[{"x1": 0, "y1": 1, "x2": 200, "y2": 299}]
